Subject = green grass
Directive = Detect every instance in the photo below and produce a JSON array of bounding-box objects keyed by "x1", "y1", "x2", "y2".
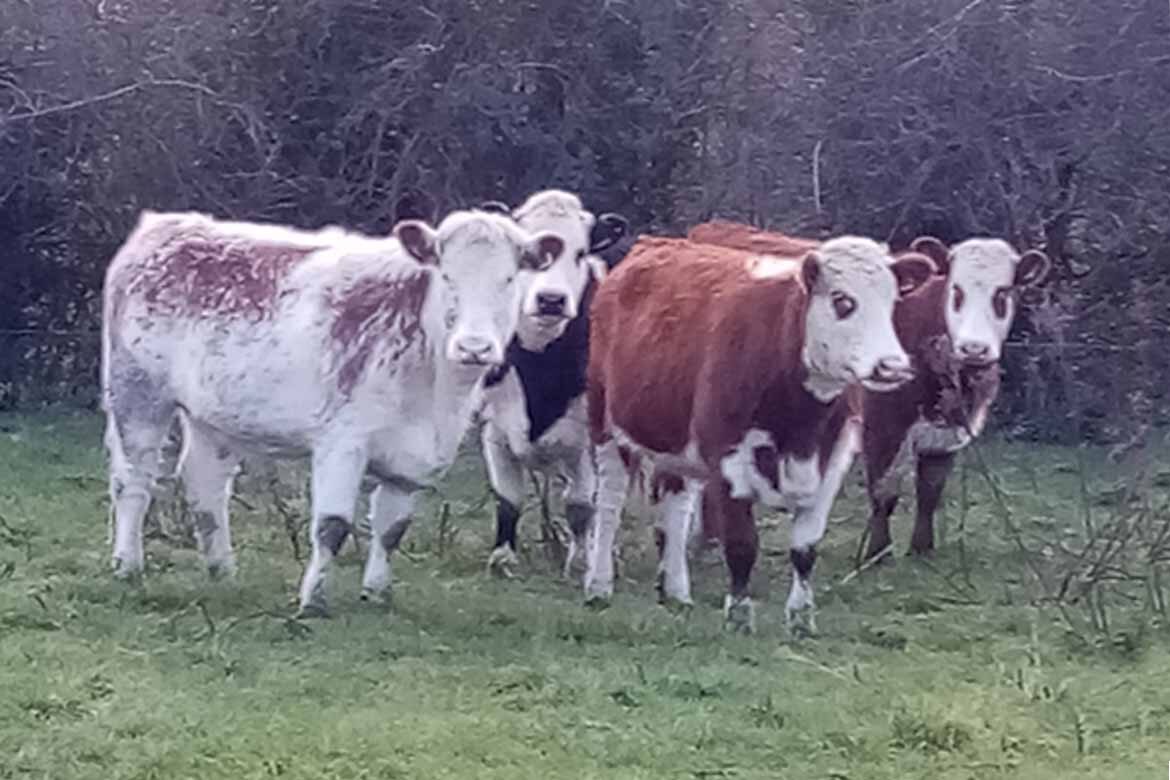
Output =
[{"x1": 1, "y1": 411, "x2": 1168, "y2": 779}]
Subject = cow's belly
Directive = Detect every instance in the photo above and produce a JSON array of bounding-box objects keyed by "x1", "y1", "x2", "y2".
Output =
[{"x1": 481, "y1": 374, "x2": 589, "y2": 468}]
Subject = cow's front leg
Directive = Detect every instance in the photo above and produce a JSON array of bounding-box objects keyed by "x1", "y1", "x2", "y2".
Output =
[
  {"x1": 482, "y1": 424, "x2": 525, "y2": 578},
  {"x1": 583, "y1": 439, "x2": 629, "y2": 605},
  {"x1": 297, "y1": 442, "x2": 367, "y2": 617},
  {"x1": 360, "y1": 483, "x2": 416, "y2": 606},
  {"x1": 786, "y1": 423, "x2": 857, "y2": 636},
  {"x1": 561, "y1": 446, "x2": 597, "y2": 579}
]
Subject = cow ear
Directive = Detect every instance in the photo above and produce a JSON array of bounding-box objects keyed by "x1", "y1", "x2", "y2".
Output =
[
  {"x1": 394, "y1": 220, "x2": 440, "y2": 266},
  {"x1": 521, "y1": 232, "x2": 565, "y2": 272},
  {"x1": 589, "y1": 213, "x2": 628, "y2": 253},
  {"x1": 800, "y1": 251, "x2": 821, "y2": 293},
  {"x1": 891, "y1": 253, "x2": 936, "y2": 296},
  {"x1": 1015, "y1": 249, "x2": 1050, "y2": 288},
  {"x1": 910, "y1": 236, "x2": 950, "y2": 276},
  {"x1": 480, "y1": 200, "x2": 512, "y2": 216}
]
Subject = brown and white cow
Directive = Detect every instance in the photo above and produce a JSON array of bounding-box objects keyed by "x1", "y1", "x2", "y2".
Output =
[
  {"x1": 685, "y1": 222, "x2": 1050, "y2": 564},
  {"x1": 101, "y1": 208, "x2": 564, "y2": 615},
  {"x1": 585, "y1": 235, "x2": 935, "y2": 632}
]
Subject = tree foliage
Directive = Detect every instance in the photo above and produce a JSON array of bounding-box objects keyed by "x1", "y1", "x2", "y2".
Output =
[{"x1": 1, "y1": 0, "x2": 1168, "y2": 439}]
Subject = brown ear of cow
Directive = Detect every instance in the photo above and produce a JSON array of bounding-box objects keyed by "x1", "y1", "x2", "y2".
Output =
[
  {"x1": 891, "y1": 253, "x2": 936, "y2": 296},
  {"x1": 800, "y1": 251, "x2": 821, "y2": 293},
  {"x1": 394, "y1": 220, "x2": 440, "y2": 266},
  {"x1": 1015, "y1": 249, "x2": 1051, "y2": 288},
  {"x1": 522, "y1": 232, "x2": 565, "y2": 272},
  {"x1": 910, "y1": 236, "x2": 950, "y2": 276}
]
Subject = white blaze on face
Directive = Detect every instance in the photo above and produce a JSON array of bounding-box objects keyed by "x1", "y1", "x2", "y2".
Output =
[
  {"x1": 395, "y1": 211, "x2": 563, "y2": 366},
  {"x1": 944, "y1": 238, "x2": 1033, "y2": 365},
  {"x1": 511, "y1": 190, "x2": 598, "y2": 349},
  {"x1": 800, "y1": 236, "x2": 928, "y2": 399}
]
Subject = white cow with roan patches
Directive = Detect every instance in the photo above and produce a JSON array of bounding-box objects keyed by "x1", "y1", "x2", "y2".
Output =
[{"x1": 101, "y1": 208, "x2": 564, "y2": 615}]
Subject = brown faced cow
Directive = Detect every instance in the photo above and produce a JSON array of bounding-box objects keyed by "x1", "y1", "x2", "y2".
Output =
[
  {"x1": 685, "y1": 222, "x2": 1050, "y2": 566},
  {"x1": 585, "y1": 235, "x2": 935, "y2": 633}
]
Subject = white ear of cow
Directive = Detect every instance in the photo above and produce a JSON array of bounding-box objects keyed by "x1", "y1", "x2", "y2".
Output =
[
  {"x1": 522, "y1": 232, "x2": 565, "y2": 272},
  {"x1": 395, "y1": 220, "x2": 440, "y2": 265}
]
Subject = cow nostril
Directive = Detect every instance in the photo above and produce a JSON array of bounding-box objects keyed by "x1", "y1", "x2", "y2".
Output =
[
  {"x1": 536, "y1": 292, "x2": 567, "y2": 313},
  {"x1": 960, "y1": 342, "x2": 990, "y2": 356}
]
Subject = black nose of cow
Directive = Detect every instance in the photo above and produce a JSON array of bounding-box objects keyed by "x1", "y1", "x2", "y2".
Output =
[
  {"x1": 958, "y1": 342, "x2": 992, "y2": 363},
  {"x1": 536, "y1": 292, "x2": 568, "y2": 317}
]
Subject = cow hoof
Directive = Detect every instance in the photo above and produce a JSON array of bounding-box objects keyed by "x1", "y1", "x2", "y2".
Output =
[
  {"x1": 785, "y1": 608, "x2": 818, "y2": 639},
  {"x1": 723, "y1": 595, "x2": 755, "y2": 635},
  {"x1": 359, "y1": 587, "x2": 391, "y2": 608},
  {"x1": 583, "y1": 594, "x2": 612, "y2": 611},
  {"x1": 297, "y1": 582, "x2": 330, "y2": 619},
  {"x1": 486, "y1": 546, "x2": 519, "y2": 579},
  {"x1": 661, "y1": 596, "x2": 694, "y2": 615},
  {"x1": 111, "y1": 558, "x2": 144, "y2": 584},
  {"x1": 206, "y1": 559, "x2": 236, "y2": 581},
  {"x1": 907, "y1": 543, "x2": 935, "y2": 558}
]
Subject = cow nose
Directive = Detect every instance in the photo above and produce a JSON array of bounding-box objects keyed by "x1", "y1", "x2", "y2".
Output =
[
  {"x1": 455, "y1": 336, "x2": 497, "y2": 365},
  {"x1": 874, "y1": 356, "x2": 913, "y2": 382},
  {"x1": 536, "y1": 292, "x2": 567, "y2": 317},
  {"x1": 958, "y1": 342, "x2": 991, "y2": 363}
]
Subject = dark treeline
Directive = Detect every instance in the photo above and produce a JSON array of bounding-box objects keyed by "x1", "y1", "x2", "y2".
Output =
[{"x1": 1, "y1": 0, "x2": 1168, "y2": 442}]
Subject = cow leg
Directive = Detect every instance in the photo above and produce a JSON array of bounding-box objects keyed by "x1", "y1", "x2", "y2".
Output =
[
  {"x1": 656, "y1": 479, "x2": 700, "y2": 608},
  {"x1": 177, "y1": 418, "x2": 240, "y2": 579},
  {"x1": 482, "y1": 425, "x2": 524, "y2": 578},
  {"x1": 297, "y1": 442, "x2": 367, "y2": 617},
  {"x1": 713, "y1": 481, "x2": 757, "y2": 634},
  {"x1": 910, "y1": 452, "x2": 955, "y2": 556},
  {"x1": 562, "y1": 446, "x2": 596, "y2": 579},
  {"x1": 584, "y1": 439, "x2": 629, "y2": 605},
  {"x1": 360, "y1": 483, "x2": 416, "y2": 605},
  {"x1": 106, "y1": 402, "x2": 173, "y2": 581},
  {"x1": 787, "y1": 423, "x2": 858, "y2": 635}
]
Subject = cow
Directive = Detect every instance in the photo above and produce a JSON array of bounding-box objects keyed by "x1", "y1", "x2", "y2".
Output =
[
  {"x1": 475, "y1": 190, "x2": 629, "y2": 578},
  {"x1": 584, "y1": 234, "x2": 935, "y2": 633},
  {"x1": 101, "y1": 207, "x2": 565, "y2": 616},
  {"x1": 684, "y1": 222, "x2": 1051, "y2": 563}
]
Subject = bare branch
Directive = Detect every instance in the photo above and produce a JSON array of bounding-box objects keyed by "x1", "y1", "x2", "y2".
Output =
[{"x1": 1, "y1": 78, "x2": 220, "y2": 125}]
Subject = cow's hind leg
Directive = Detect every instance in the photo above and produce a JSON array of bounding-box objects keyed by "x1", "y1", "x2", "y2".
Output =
[
  {"x1": 714, "y1": 482, "x2": 757, "y2": 634},
  {"x1": 583, "y1": 438, "x2": 630, "y2": 605},
  {"x1": 910, "y1": 452, "x2": 955, "y2": 555},
  {"x1": 656, "y1": 477, "x2": 700, "y2": 609},
  {"x1": 176, "y1": 417, "x2": 240, "y2": 579},
  {"x1": 562, "y1": 446, "x2": 596, "y2": 579},
  {"x1": 106, "y1": 397, "x2": 174, "y2": 581},
  {"x1": 360, "y1": 483, "x2": 416, "y2": 606},
  {"x1": 482, "y1": 425, "x2": 525, "y2": 578},
  {"x1": 297, "y1": 442, "x2": 368, "y2": 617}
]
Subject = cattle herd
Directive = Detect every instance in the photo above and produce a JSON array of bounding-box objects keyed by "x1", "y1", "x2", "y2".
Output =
[{"x1": 100, "y1": 189, "x2": 1049, "y2": 634}]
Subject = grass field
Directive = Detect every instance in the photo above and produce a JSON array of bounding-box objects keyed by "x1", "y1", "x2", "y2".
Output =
[{"x1": 1, "y1": 411, "x2": 1169, "y2": 779}]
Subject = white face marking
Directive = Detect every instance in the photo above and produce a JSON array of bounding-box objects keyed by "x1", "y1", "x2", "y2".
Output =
[
  {"x1": 430, "y1": 211, "x2": 549, "y2": 366},
  {"x1": 944, "y1": 238, "x2": 1021, "y2": 364},
  {"x1": 800, "y1": 237, "x2": 913, "y2": 399},
  {"x1": 511, "y1": 190, "x2": 598, "y2": 348}
]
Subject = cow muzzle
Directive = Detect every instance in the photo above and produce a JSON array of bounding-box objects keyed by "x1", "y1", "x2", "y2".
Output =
[
  {"x1": 862, "y1": 355, "x2": 915, "y2": 391},
  {"x1": 956, "y1": 340, "x2": 997, "y2": 366},
  {"x1": 450, "y1": 335, "x2": 503, "y2": 367}
]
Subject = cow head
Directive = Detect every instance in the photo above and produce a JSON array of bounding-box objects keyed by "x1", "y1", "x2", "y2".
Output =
[
  {"x1": 394, "y1": 210, "x2": 565, "y2": 367},
  {"x1": 928, "y1": 237, "x2": 1050, "y2": 366},
  {"x1": 501, "y1": 190, "x2": 628, "y2": 349},
  {"x1": 800, "y1": 236, "x2": 935, "y2": 398}
]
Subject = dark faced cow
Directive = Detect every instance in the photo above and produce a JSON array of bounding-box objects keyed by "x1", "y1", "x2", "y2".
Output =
[
  {"x1": 101, "y1": 208, "x2": 564, "y2": 615},
  {"x1": 585, "y1": 235, "x2": 934, "y2": 632},
  {"x1": 477, "y1": 190, "x2": 628, "y2": 577},
  {"x1": 684, "y1": 222, "x2": 1050, "y2": 565}
]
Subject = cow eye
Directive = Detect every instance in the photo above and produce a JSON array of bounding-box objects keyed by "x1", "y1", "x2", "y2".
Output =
[
  {"x1": 831, "y1": 292, "x2": 856, "y2": 320},
  {"x1": 992, "y1": 287, "x2": 1011, "y2": 318},
  {"x1": 952, "y1": 284, "x2": 965, "y2": 312}
]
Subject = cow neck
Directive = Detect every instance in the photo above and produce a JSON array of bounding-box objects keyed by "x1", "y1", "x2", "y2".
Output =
[{"x1": 486, "y1": 275, "x2": 594, "y2": 442}]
